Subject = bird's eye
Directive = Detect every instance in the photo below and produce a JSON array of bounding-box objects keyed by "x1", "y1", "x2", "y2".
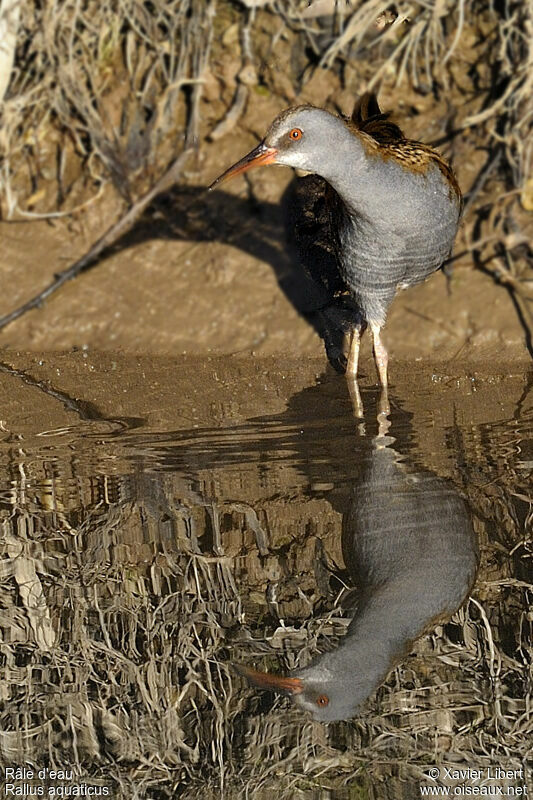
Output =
[
  {"x1": 316, "y1": 694, "x2": 329, "y2": 707},
  {"x1": 289, "y1": 128, "x2": 303, "y2": 141}
]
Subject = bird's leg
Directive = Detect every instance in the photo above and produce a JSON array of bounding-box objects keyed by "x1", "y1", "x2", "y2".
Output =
[
  {"x1": 345, "y1": 321, "x2": 365, "y2": 378},
  {"x1": 370, "y1": 321, "x2": 389, "y2": 389},
  {"x1": 370, "y1": 321, "x2": 390, "y2": 430},
  {"x1": 345, "y1": 321, "x2": 367, "y2": 421}
]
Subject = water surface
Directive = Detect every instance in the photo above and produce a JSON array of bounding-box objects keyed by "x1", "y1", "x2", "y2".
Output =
[{"x1": 0, "y1": 354, "x2": 530, "y2": 799}]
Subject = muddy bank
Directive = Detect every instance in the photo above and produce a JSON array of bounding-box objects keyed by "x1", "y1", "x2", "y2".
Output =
[
  {"x1": 0, "y1": 193, "x2": 529, "y2": 365},
  {"x1": 1, "y1": 351, "x2": 530, "y2": 437}
]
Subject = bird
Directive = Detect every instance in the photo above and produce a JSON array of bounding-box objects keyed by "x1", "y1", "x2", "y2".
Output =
[
  {"x1": 236, "y1": 432, "x2": 478, "y2": 723},
  {"x1": 210, "y1": 93, "x2": 462, "y2": 392}
]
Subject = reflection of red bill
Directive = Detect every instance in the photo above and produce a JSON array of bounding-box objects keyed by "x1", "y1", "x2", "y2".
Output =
[
  {"x1": 209, "y1": 143, "x2": 278, "y2": 190},
  {"x1": 235, "y1": 663, "x2": 303, "y2": 695}
]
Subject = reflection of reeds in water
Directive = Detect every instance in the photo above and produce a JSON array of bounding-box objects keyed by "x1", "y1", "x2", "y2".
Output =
[{"x1": 0, "y1": 406, "x2": 530, "y2": 798}]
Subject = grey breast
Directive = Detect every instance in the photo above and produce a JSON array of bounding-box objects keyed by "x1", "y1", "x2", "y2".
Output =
[{"x1": 336, "y1": 162, "x2": 460, "y2": 326}]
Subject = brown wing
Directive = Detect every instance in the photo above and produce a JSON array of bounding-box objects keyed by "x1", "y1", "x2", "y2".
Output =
[
  {"x1": 352, "y1": 93, "x2": 462, "y2": 206},
  {"x1": 351, "y1": 92, "x2": 405, "y2": 145},
  {"x1": 351, "y1": 92, "x2": 382, "y2": 125}
]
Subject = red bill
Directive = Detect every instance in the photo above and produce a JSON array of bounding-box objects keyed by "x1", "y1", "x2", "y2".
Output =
[{"x1": 209, "y1": 143, "x2": 278, "y2": 189}]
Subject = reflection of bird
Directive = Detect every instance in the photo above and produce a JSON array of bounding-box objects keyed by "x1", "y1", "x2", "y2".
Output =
[
  {"x1": 237, "y1": 435, "x2": 478, "y2": 722},
  {"x1": 210, "y1": 94, "x2": 461, "y2": 390}
]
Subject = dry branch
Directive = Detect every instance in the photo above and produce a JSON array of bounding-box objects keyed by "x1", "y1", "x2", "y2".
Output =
[{"x1": 0, "y1": 149, "x2": 193, "y2": 332}]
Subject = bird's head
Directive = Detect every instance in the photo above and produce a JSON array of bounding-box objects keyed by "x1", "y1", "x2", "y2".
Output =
[
  {"x1": 209, "y1": 106, "x2": 348, "y2": 189},
  {"x1": 235, "y1": 662, "x2": 359, "y2": 723}
]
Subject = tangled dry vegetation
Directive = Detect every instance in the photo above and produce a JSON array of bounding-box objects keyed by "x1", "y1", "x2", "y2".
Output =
[{"x1": 0, "y1": 0, "x2": 532, "y2": 338}]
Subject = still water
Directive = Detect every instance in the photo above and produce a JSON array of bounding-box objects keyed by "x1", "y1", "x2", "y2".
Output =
[{"x1": 0, "y1": 355, "x2": 530, "y2": 799}]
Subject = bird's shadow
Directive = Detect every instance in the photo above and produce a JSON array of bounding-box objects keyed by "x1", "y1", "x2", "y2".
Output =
[{"x1": 114, "y1": 177, "x2": 358, "y2": 372}]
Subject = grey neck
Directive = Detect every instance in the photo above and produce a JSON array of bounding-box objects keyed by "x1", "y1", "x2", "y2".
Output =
[{"x1": 311, "y1": 123, "x2": 376, "y2": 219}]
